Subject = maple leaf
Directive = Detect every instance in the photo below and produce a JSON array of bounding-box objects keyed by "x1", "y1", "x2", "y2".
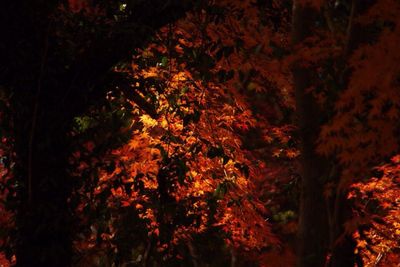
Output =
[{"x1": 140, "y1": 114, "x2": 158, "y2": 128}]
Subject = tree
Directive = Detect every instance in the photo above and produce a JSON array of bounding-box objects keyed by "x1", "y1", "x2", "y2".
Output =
[
  {"x1": 291, "y1": 2, "x2": 330, "y2": 266},
  {"x1": 1, "y1": 0, "x2": 400, "y2": 266},
  {"x1": 0, "y1": 1, "x2": 194, "y2": 266},
  {"x1": 292, "y1": 0, "x2": 400, "y2": 266}
]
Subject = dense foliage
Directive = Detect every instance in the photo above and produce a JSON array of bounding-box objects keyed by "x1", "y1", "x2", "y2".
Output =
[{"x1": 0, "y1": 0, "x2": 399, "y2": 266}]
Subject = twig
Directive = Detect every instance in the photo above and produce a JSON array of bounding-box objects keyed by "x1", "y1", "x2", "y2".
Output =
[{"x1": 28, "y1": 23, "x2": 50, "y2": 203}]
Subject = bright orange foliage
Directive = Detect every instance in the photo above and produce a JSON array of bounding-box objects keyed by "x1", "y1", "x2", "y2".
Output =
[
  {"x1": 349, "y1": 155, "x2": 400, "y2": 266},
  {"x1": 2, "y1": 1, "x2": 400, "y2": 266}
]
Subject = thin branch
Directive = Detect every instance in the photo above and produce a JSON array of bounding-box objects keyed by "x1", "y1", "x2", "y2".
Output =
[
  {"x1": 230, "y1": 246, "x2": 236, "y2": 267},
  {"x1": 187, "y1": 240, "x2": 199, "y2": 267},
  {"x1": 118, "y1": 81, "x2": 159, "y2": 119},
  {"x1": 323, "y1": 1, "x2": 335, "y2": 33},
  {"x1": 28, "y1": 23, "x2": 50, "y2": 203},
  {"x1": 344, "y1": 0, "x2": 357, "y2": 57},
  {"x1": 142, "y1": 238, "x2": 153, "y2": 267}
]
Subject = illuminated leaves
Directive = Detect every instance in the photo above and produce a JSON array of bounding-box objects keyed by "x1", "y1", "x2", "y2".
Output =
[
  {"x1": 20, "y1": 0, "x2": 400, "y2": 265},
  {"x1": 349, "y1": 155, "x2": 400, "y2": 266},
  {"x1": 70, "y1": 16, "x2": 283, "y2": 262}
]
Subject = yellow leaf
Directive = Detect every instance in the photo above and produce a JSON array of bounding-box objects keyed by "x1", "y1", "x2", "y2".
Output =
[{"x1": 140, "y1": 114, "x2": 158, "y2": 128}]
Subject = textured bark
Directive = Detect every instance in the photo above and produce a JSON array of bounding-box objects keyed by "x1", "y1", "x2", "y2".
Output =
[{"x1": 291, "y1": 2, "x2": 329, "y2": 267}]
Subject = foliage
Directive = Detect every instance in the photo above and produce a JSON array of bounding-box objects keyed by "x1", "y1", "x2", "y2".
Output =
[
  {"x1": 69, "y1": 14, "x2": 286, "y2": 264},
  {"x1": 1, "y1": 0, "x2": 400, "y2": 266},
  {"x1": 349, "y1": 155, "x2": 400, "y2": 266}
]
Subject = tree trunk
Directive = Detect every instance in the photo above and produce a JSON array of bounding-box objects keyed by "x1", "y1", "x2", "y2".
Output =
[
  {"x1": 328, "y1": 192, "x2": 360, "y2": 267},
  {"x1": 291, "y1": 2, "x2": 329, "y2": 266},
  {"x1": 328, "y1": 1, "x2": 371, "y2": 266},
  {"x1": 14, "y1": 111, "x2": 72, "y2": 266},
  {"x1": 292, "y1": 1, "x2": 376, "y2": 266}
]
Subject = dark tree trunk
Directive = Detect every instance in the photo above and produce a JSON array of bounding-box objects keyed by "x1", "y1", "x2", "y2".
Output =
[
  {"x1": 329, "y1": 193, "x2": 360, "y2": 267},
  {"x1": 14, "y1": 108, "x2": 73, "y2": 266},
  {"x1": 291, "y1": 2, "x2": 329, "y2": 267},
  {"x1": 328, "y1": 2, "x2": 373, "y2": 266},
  {"x1": 292, "y1": 1, "x2": 377, "y2": 266},
  {"x1": 1, "y1": 1, "x2": 72, "y2": 265}
]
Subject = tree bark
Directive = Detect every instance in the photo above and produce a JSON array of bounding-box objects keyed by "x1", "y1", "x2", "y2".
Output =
[
  {"x1": 14, "y1": 108, "x2": 72, "y2": 266},
  {"x1": 291, "y1": 2, "x2": 330, "y2": 267},
  {"x1": 292, "y1": 1, "x2": 376, "y2": 266}
]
